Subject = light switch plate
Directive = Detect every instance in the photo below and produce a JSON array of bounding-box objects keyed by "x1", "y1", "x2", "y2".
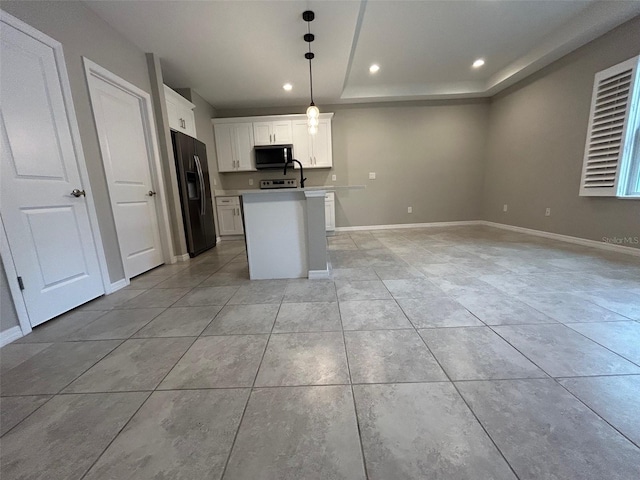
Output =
[
  {"x1": 503, "y1": 204, "x2": 508, "y2": 212},
  {"x1": 332, "y1": 174, "x2": 337, "y2": 181},
  {"x1": 369, "y1": 172, "x2": 376, "y2": 180},
  {"x1": 248, "y1": 178, "x2": 254, "y2": 186}
]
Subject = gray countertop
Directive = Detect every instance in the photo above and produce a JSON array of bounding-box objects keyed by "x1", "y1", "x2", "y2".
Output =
[{"x1": 214, "y1": 185, "x2": 365, "y2": 197}]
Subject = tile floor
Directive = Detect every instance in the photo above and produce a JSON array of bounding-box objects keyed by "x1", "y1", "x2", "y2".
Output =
[{"x1": 1, "y1": 225, "x2": 640, "y2": 480}]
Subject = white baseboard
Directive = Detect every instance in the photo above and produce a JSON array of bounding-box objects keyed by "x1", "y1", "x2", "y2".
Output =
[
  {"x1": 218, "y1": 235, "x2": 244, "y2": 242},
  {"x1": 334, "y1": 221, "x2": 481, "y2": 233},
  {"x1": 480, "y1": 221, "x2": 640, "y2": 257},
  {"x1": 106, "y1": 278, "x2": 129, "y2": 294},
  {"x1": 173, "y1": 253, "x2": 190, "y2": 262},
  {"x1": 308, "y1": 267, "x2": 331, "y2": 279},
  {"x1": 333, "y1": 220, "x2": 639, "y2": 257},
  {"x1": 0, "y1": 325, "x2": 23, "y2": 347}
]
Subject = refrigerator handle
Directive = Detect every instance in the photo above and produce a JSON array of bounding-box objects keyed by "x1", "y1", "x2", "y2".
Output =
[{"x1": 194, "y1": 155, "x2": 206, "y2": 216}]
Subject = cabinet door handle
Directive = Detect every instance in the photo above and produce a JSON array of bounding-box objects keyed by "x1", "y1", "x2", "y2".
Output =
[
  {"x1": 314, "y1": 156, "x2": 317, "y2": 165},
  {"x1": 274, "y1": 133, "x2": 276, "y2": 143}
]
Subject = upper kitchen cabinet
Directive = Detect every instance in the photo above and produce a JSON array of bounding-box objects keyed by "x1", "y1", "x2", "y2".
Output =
[
  {"x1": 253, "y1": 119, "x2": 292, "y2": 145},
  {"x1": 213, "y1": 121, "x2": 255, "y2": 172},
  {"x1": 292, "y1": 113, "x2": 333, "y2": 168},
  {"x1": 164, "y1": 85, "x2": 197, "y2": 138}
]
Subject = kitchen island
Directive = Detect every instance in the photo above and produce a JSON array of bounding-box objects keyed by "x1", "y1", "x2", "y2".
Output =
[{"x1": 241, "y1": 189, "x2": 328, "y2": 280}]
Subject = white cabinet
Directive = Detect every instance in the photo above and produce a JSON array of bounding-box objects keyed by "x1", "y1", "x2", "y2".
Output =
[
  {"x1": 216, "y1": 196, "x2": 244, "y2": 235},
  {"x1": 253, "y1": 120, "x2": 292, "y2": 145},
  {"x1": 292, "y1": 114, "x2": 333, "y2": 168},
  {"x1": 325, "y1": 191, "x2": 335, "y2": 232},
  {"x1": 164, "y1": 85, "x2": 197, "y2": 138},
  {"x1": 213, "y1": 122, "x2": 255, "y2": 172}
]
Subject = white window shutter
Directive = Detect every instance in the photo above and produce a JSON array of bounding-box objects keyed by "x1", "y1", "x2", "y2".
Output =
[{"x1": 579, "y1": 55, "x2": 639, "y2": 197}]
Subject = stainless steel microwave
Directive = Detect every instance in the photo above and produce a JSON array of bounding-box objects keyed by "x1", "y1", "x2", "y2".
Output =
[{"x1": 255, "y1": 144, "x2": 293, "y2": 170}]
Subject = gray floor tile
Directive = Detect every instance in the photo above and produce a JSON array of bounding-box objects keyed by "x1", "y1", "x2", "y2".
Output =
[
  {"x1": 283, "y1": 279, "x2": 337, "y2": 303},
  {"x1": 65, "y1": 338, "x2": 193, "y2": 392},
  {"x1": 0, "y1": 392, "x2": 148, "y2": 480},
  {"x1": 0, "y1": 343, "x2": 52, "y2": 371},
  {"x1": 339, "y1": 299, "x2": 413, "y2": 330},
  {"x1": 118, "y1": 288, "x2": 191, "y2": 309},
  {"x1": 65, "y1": 308, "x2": 165, "y2": 340},
  {"x1": 159, "y1": 335, "x2": 268, "y2": 389},
  {"x1": 559, "y1": 375, "x2": 640, "y2": 446},
  {"x1": 335, "y1": 280, "x2": 392, "y2": 301},
  {"x1": 1, "y1": 341, "x2": 121, "y2": 395},
  {"x1": 227, "y1": 281, "x2": 288, "y2": 304},
  {"x1": 273, "y1": 302, "x2": 342, "y2": 332},
  {"x1": 353, "y1": 382, "x2": 516, "y2": 480},
  {"x1": 420, "y1": 327, "x2": 546, "y2": 380},
  {"x1": 15, "y1": 310, "x2": 108, "y2": 343},
  {"x1": 383, "y1": 278, "x2": 445, "y2": 298},
  {"x1": 153, "y1": 273, "x2": 210, "y2": 289},
  {"x1": 0, "y1": 395, "x2": 51, "y2": 436},
  {"x1": 493, "y1": 324, "x2": 640, "y2": 377},
  {"x1": 576, "y1": 290, "x2": 640, "y2": 319},
  {"x1": 456, "y1": 291, "x2": 556, "y2": 325},
  {"x1": 83, "y1": 389, "x2": 249, "y2": 480},
  {"x1": 566, "y1": 321, "x2": 640, "y2": 364},
  {"x1": 133, "y1": 305, "x2": 222, "y2": 337},
  {"x1": 255, "y1": 332, "x2": 349, "y2": 386},
  {"x1": 397, "y1": 296, "x2": 484, "y2": 328},
  {"x1": 224, "y1": 386, "x2": 366, "y2": 480},
  {"x1": 200, "y1": 273, "x2": 251, "y2": 287},
  {"x1": 80, "y1": 289, "x2": 147, "y2": 311},
  {"x1": 457, "y1": 379, "x2": 640, "y2": 480},
  {"x1": 519, "y1": 293, "x2": 630, "y2": 323},
  {"x1": 331, "y1": 267, "x2": 378, "y2": 281},
  {"x1": 373, "y1": 265, "x2": 425, "y2": 280},
  {"x1": 125, "y1": 274, "x2": 169, "y2": 289},
  {"x1": 345, "y1": 330, "x2": 447, "y2": 383},
  {"x1": 173, "y1": 286, "x2": 239, "y2": 306},
  {"x1": 202, "y1": 304, "x2": 279, "y2": 335}
]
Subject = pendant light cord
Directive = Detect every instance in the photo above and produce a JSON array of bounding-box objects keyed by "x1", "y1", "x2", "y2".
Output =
[{"x1": 307, "y1": 21, "x2": 314, "y2": 105}]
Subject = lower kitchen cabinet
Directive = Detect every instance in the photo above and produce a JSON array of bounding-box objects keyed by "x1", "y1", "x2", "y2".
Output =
[
  {"x1": 216, "y1": 196, "x2": 244, "y2": 235},
  {"x1": 325, "y1": 191, "x2": 335, "y2": 232}
]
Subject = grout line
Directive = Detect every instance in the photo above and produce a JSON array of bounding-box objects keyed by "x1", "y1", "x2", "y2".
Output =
[
  {"x1": 376, "y1": 271, "x2": 524, "y2": 480},
  {"x1": 218, "y1": 291, "x2": 283, "y2": 479},
  {"x1": 334, "y1": 278, "x2": 371, "y2": 480}
]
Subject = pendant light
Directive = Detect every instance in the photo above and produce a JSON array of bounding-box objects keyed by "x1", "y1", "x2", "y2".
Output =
[{"x1": 303, "y1": 10, "x2": 319, "y2": 135}]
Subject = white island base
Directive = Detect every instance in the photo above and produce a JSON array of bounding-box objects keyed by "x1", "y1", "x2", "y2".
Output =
[{"x1": 241, "y1": 189, "x2": 328, "y2": 280}]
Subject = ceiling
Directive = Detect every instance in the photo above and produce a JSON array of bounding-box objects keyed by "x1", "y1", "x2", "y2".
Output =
[{"x1": 86, "y1": 0, "x2": 640, "y2": 109}]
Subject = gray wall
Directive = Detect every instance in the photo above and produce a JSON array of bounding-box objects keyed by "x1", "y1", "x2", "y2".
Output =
[
  {"x1": 2, "y1": 0, "x2": 155, "y2": 280},
  {"x1": 216, "y1": 101, "x2": 490, "y2": 227},
  {"x1": 482, "y1": 16, "x2": 640, "y2": 246},
  {"x1": 1, "y1": 256, "x2": 20, "y2": 334}
]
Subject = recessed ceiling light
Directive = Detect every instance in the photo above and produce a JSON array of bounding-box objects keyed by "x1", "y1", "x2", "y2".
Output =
[
  {"x1": 283, "y1": 83, "x2": 293, "y2": 91},
  {"x1": 472, "y1": 59, "x2": 485, "y2": 68},
  {"x1": 369, "y1": 64, "x2": 380, "y2": 74}
]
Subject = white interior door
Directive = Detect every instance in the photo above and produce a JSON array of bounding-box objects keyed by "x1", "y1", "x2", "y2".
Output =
[
  {"x1": 85, "y1": 64, "x2": 164, "y2": 278},
  {"x1": 0, "y1": 16, "x2": 105, "y2": 327}
]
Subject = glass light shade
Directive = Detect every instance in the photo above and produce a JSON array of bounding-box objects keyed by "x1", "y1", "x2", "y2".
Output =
[
  {"x1": 306, "y1": 104, "x2": 320, "y2": 119},
  {"x1": 308, "y1": 125, "x2": 318, "y2": 135},
  {"x1": 308, "y1": 117, "x2": 319, "y2": 127}
]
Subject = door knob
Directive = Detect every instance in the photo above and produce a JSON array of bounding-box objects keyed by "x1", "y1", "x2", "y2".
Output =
[
  {"x1": 147, "y1": 190, "x2": 157, "y2": 196},
  {"x1": 71, "y1": 189, "x2": 86, "y2": 197}
]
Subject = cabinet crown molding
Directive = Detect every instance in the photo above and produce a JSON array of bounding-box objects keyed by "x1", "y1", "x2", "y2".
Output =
[
  {"x1": 163, "y1": 85, "x2": 195, "y2": 110},
  {"x1": 212, "y1": 112, "x2": 334, "y2": 124}
]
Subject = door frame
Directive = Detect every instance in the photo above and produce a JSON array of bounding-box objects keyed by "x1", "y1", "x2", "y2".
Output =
[
  {"x1": 83, "y1": 58, "x2": 175, "y2": 278},
  {"x1": 0, "y1": 11, "x2": 111, "y2": 336}
]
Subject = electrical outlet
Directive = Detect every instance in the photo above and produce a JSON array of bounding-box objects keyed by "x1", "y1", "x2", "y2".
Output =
[
  {"x1": 369, "y1": 172, "x2": 376, "y2": 180},
  {"x1": 503, "y1": 204, "x2": 508, "y2": 212},
  {"x1": 408, "y1": 206, "x2": 413, "y2": 214},
  {"x1": 248, "y1": 178, "x2": 254, "y2": 186},
  {"x1": 332, "y1": 174, "x2": 337, "y2": 181},
  {"x1": 545, "y1": 208, "x2": 551, "y2": 217}
]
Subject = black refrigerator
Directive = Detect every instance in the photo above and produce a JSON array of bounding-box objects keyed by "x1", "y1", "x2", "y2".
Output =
[{"x1": 171, "y1": 131, "x2": 216, "y2": 257}]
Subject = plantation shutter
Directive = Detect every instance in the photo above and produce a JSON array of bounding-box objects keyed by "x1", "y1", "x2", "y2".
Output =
[{"x1": 579, "y1": 55, "x2": 639, "y2": 197}]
